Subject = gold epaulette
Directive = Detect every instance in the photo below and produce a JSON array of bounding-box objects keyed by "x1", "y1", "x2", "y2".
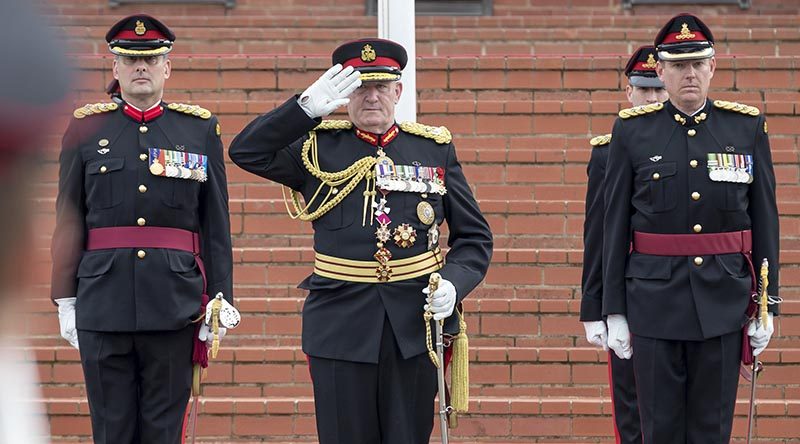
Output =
[
  {"x1": 713, "y1": 100, "x2": 760, "y2": 117},
  {"x1": 590, "y1": 133, "x2": 612, "y2": 147},
  {"x1": 399, "y1": 121, "x2": 452, "y2": 145},
  {"x1": 314, "y1": 120, "x2": 353, "y2": 131},
  {"x1": 73, "y1": 102, "x2": 119, "y2": 119},
  {"x1": 166, "y1": 102, "x2": 212, "y2": 119},
  {"x1": 618, "y1": 102, "x2": 664, "y2": 119}
]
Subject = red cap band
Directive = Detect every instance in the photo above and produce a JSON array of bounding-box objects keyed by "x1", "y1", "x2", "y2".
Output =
[
  {"x1": 112, "y1": 29, "x2": 168, "y2": 41},
  {"x1": 342, "y1": 56, "x2": 400, "y2": 70}
]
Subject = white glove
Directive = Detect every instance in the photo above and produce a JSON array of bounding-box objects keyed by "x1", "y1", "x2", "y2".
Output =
[
  {"x1": 747, "y1": 312, "x2": 775, "y2": 356},
  {"x1": 583, "y1": 321, "x2": 609, "y2": 351},
  {"x1": 422, "y1": 278, "x2": 457, "y2": 321},
  {"x1": 298, "y1": 64, "x2": 362, "y2": 119},
  {"x1": 198, "y1": 322, "x2": 227, "y2": 348},
  {"x1": 606, "y1": 314, "x2": 632, "y2": 360},
  {"x1": 55, "y1": 297, "x2": 79, "y2": 350}
]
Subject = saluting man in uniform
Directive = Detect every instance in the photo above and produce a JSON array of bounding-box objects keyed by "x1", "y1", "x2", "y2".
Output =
[
  {"x1": 50, "y1": 15, "x2": 233, "y2": 444},
  {"x1": 229, "y1": 39, "x2": 493, "y2": 443},
  {"x1": 581, "y1": 45, "x2": 667, "y2": 444},
  {"x1": 602, "y1": 14, "x2": 779, "y2": 443}
]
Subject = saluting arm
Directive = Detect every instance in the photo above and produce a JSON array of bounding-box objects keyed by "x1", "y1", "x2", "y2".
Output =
[
  {"x1": 438, "y1": 143, "x2": 493, "y2": 303},
  {"x1": 228, "y1": 98, "x2": 319, "y2": 190}
]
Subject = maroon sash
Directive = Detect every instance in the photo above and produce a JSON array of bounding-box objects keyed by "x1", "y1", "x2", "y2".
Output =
[
  {"x1": 632, "y1": 230, "x2": 757, "y2": 365},
  {"x1": 86, "y1": 226, "x2": 210, "y2": 368}
]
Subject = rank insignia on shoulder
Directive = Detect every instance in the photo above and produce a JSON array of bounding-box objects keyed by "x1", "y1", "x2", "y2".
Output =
[
  {"x1": 315, "y1": 120, "x2": 353, "y2": 131},
  {"x1": 399, "y1": 122, "x2": 452, "y2": 144},
  {"x1": 73, "y1": 102, "x2": 119, "y2": 119},
  {"x1": 713, "y1": 100, "x2": 760, "y2": 117},
  {"x1": 589, "y1": 134, "x2": 611, "y2": 147},
  {"x1": 149, "y1": 147, "x2": 208, "y2": 182},
  {"x1": 166, "y1": 102, "x2": 212, "y2": 120},
  {"x1": 215, "y1": 123, "x2": 221, "y2": 137},
  {"x1": 618, "y1": 102, "x2": 664, "y2": 119}
]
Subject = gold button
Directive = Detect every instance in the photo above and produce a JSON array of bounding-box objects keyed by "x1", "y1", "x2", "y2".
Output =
[
  {"x1": 139, "y1": 125, "x2": 148, "y2": 134},
  {"x1": 691, "y1": 192, "x2": 700, "y2": 201},
  {"x1": 693, "y1": 224, "x2": 702, "y2": 233},
  {"x1": 688, "y1": 129, "x2": 697, "y2": 137},
  {"x1": 137, "y1": 250, "x2": 146, "y2": 259},
  {"x1": 690, "y1": 159, "x2": 699, "y2": 168},
  {"x1": 694, "y1": 256, "x2": 703, "y2": 266},
  {"x1": 138, "y1": 184, "x2": 147, "y2": 193},
  {"x1": 99, "y1": 165, "x2": 108, "y2": 173},
  {"x1": 137, "y1": 217, "x2": 146, "y2": 226},
  {"x1": 652, "y1": 172, "x2": 661, "y2": 180},
  {"x1": 140, "y1": 153, "x2": 148, "y2": 161}
]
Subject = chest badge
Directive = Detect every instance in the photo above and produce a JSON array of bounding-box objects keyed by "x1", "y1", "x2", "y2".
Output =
[
  {"x1": 97, "y1": 139, "x2": 110, "y2": 154},
  {"x1": 649, "y1": 155, "x2": 662, "y2": 163},
  {"x1": 393, "y1": 223, "x2": 417, "y2": 248},
  {"x1": 417, "y1": 201, "x2": 435, "y2": 226}
]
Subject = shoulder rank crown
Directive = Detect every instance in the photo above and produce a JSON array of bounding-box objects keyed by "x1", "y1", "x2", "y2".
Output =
[
  {"x1": 166, "y1": 102, "x2": 212, "y2": 120},
  {"x1": 73, "y1": 102, "x2": 119, "y2": 119},
  {"x1": 590, "y1": 134, "x2": 612, "y2": 147},
  {"x1": 713, "y1": 100, "x2": 760, "y2": 117},
  {"x1": 618, "y1": 102, "x2": 664, "y2": 119},
  {"x1": 314, "y1": 120, "x2": 353, "y2": 131},
  {"x1": 399, "y1": 122, "x2": 452, "y2": 144}
]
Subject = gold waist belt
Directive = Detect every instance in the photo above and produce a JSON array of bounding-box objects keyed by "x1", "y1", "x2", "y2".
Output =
[{"x1": 314, "y1": 248, "x2": 444, "y2": 283}]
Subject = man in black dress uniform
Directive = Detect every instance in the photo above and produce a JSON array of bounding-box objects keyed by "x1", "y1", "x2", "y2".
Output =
[
  {"x1": 229, "y1": 38, "x2": 493, "y2": 443},
  {"x1": 602, "y1": 13, "x2": 779, "y2": 443},
  {"x1": 581, "y1": 45, "x2": 667, "y2": 444},
  {"x1": 51, "y1": 15, "x2": 233, "y2": 444}
]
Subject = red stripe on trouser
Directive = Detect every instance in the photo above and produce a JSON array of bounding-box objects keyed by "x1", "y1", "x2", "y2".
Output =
[{"x1": 607, "y1": 352, "x2": 621, "y2": 444}]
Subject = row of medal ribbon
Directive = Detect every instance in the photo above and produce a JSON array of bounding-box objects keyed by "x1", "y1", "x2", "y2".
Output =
[
  {"x1": 148, "y1": 148, "x2": 208, "y2": 182},
  {"x1": 375, "y1": 157, "x2": 447, "y2": 195},
  {"x1": 707, "y1": 152, "x2": 754, "y2": 184}
]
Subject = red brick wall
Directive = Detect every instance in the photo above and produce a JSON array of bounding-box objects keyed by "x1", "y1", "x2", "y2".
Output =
[{"x1": 30, "y1": 0, "x2": 800, "y2": 442}]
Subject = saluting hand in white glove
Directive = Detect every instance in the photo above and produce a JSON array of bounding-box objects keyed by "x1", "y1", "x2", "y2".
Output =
[
  {"x1": 298, "y1": 64, "x2": 362, "y2": 119},
  {"x1": 55, "y1": 297, "x2": 79, "y2": 350},
  {"x1": 423, "y1": 278, "x2": 457, "y2": 321},
  {"x1": 606, "y1": 314, "x2": 632, "y2": 360}
]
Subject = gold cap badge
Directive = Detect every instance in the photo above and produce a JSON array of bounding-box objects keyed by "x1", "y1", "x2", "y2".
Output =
[
  {"x1": 643, "y1": 53, "x2": 657, "y2": 68},
  {"x1": 361, "y1": 44, "x2": 376, "y2": 62},
  {"x1": 676, "y1": 23, "x2": 696, "y2": 40},
  {"x1": 135, "y1": 20, "x2": 146, "y2": 36}
]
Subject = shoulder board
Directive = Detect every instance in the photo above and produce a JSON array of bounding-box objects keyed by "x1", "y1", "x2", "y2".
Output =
[
  {"x1": 590, "y1": 134, "x2": 612, "y2": 147},
  {"x1": 713, "y1": 100, "x2": 760, "y2": 117},
  {"x1": 399, "y1": 122, "x2": 452, "y2": 144},
  {"x1": 314, "y1": 120, "x2": 353, "y2": 131},
  {"x1": 73, "y1": 102, "x2": 119, "y2": 119},
  {"x1": 618, "y1": 102, "x2": 664, "y2": 119},
  {"x1": 166, "y1": 102, "x2": 212, "y2": 120}
]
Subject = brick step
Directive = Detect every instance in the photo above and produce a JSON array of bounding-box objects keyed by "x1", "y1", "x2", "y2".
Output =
[
  {"x1": 43, "y1": 396, "x2": 800, "y2": 441},
  {"x1": 31, "y1": 345, "x2": 800, "y2": 395}
]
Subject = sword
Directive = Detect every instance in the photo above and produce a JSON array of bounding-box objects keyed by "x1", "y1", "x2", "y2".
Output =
[
  {"x1": 424, "y1": 272, "x2": 450, "y2": 444},
  {"x1": 746, "y1": 258, "x2": 769, "y2": 444}
]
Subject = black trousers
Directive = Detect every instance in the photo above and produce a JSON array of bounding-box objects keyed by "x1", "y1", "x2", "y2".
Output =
[
  {"x1": 632, "y1": 331, "x2": 742, "y2": 444},
  {"x1": 309, "y1": 317, "x2": 438, "y2": 444},
  {"x1": 78, "y1": 326, "x2": 194, "y2": 444},
  {"x1": 609, "y1": 351, "x2": 642, "y2": 444}
]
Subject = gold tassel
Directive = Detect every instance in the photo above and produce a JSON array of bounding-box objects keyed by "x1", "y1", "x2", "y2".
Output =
[{"x1": 449, "y1": 307, "x2": 469, "y2": 414}]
